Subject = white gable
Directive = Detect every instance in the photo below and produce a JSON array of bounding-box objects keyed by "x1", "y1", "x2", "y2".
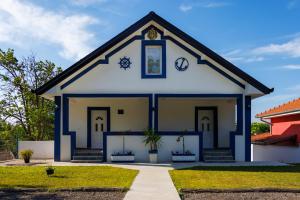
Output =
[{"x1": 43, "y1": 21, "x2": 258, "y2": 98}]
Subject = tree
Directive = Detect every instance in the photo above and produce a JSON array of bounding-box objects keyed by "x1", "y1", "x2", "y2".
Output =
[
  {"x1": 251, "y1": 122, "x2": 270, "y2": 135},
  {"x1": 0, "y1": 49, "x2": 62, "y2": 140}
]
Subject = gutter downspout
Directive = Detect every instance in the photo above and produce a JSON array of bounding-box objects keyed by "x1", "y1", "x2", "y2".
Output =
[{"x1": 259, "y1": 117, "x2": 272, "y2": 134}]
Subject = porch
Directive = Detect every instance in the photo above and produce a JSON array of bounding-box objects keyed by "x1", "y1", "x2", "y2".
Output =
[{"x1": 56, "y1": 94, "x2": 250, "y2": 162}]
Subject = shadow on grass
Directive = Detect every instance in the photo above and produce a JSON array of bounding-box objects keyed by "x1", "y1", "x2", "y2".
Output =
[
  {"x1": 176, "y1": 165, "x2": 300, "y2": 173},
  {"x1": 49, "y1": 175, "x2": 68, "y2": 178}
]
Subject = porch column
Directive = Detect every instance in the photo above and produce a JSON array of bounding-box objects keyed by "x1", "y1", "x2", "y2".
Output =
[
  {"x1": 245, "y1": 96, "x2": 251, "y2": 161},
  {"x1": 54, "y1": 96, "x2": 61, "y2": 161}
]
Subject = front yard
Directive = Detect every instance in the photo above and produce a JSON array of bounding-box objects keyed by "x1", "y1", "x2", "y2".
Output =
[
  {"x1": 169, "y1": 165, "x2": 300, "y2": 190},
  {"x1": 0, "y1": 166, "x2": 138, "y2": 189}
]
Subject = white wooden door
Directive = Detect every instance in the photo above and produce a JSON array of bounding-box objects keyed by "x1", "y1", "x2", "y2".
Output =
[
  {"x1": 198, "y1": 110, "x2": 214, "y2": 148},
  {"x1": 91, "y1": 110, "x2": 107, "y2": 149}
]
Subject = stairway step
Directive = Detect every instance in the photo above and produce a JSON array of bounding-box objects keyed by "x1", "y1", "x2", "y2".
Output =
[
  {"x1": 204, "y1": 152, "x2": 232, "y2": 156},
  {"x1": 72, "y1": 156, "x2": 103, "y2": 160},
  {"x1": 71, "y1": 160, "x2": 103, "y2": 163},
  {"x1": 74, "y1": 152, "x2": 102, "y2": 156},
  {"x1": 204, "y1": 156, "x2": 234, "y2": 160},
  {"x1": 204, "y1": 160, "x2": 235, "y2": 163}
]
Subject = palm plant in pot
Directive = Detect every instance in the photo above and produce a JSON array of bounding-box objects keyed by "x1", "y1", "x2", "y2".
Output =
[{"x1": 143, "y1": 129, "x2": 161, "y2": 163}]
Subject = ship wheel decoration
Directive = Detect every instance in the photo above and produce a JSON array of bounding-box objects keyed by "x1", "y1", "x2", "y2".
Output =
[
  {"x1": 175, "y1": 57, "x2": 189, "y2": 71},
  {"x1": 118, "y1": 56, "x2": 132, "y2": 70}
]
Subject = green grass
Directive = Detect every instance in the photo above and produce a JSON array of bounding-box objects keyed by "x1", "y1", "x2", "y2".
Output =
[
  {"x1": 169, "y1": 165, "x2": 300, "y2": 190},
  {"x1": 0, "y1": 166, "x2": 138, "y2": 189}
]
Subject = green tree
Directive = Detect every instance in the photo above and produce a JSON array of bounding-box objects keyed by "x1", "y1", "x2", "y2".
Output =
[
  {"x1": 251, "y1": 122, "x2": 270, "y2": 135},
  {"x1": 0, "y1": 49, "x2": 62, "y2": 140}
]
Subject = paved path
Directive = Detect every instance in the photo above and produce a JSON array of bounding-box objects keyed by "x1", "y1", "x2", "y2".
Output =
[{"x1": 123, "y1": 165, "x2": 180, "y2": 200}]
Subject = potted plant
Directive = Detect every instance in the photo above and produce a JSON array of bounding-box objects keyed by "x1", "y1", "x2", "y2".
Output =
[
  {"x1": 143, "y1": 129, "x2": 161, "y2": 163},
  {"x1": 172, "y1": 134, "x2": 195, "y2": 162},
  {"x1": 19, "y1": 149, "x2": 33, "y2": 163},
  {"x1": 111, "y1": 135, "x2": 135, "y2": 162}
]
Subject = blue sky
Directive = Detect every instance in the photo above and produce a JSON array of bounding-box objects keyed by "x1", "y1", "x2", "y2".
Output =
[{"x1": 0, "y1": 0, "x2": 300, "y2": 121}]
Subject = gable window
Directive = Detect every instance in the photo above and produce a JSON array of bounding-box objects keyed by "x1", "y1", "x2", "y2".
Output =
[{"x1": 141, "y1": 40, "x2": 166, "y2": 78}]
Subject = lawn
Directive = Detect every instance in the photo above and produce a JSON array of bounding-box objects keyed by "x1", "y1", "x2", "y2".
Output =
[
  {"x1": 169, "y1": 165, "x2": 300, "y2": 190},
  {"x1": 0, "y1": 166, "x2": 138, "y2": 189}
]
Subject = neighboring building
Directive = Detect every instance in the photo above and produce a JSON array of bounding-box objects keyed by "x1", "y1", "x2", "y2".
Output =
[
  {"x1": 252, "y1": 98, "x2": 300, "y2": 162},
  {"x1": 35, "y1": 12, "x2": 273, "y2": 162}
]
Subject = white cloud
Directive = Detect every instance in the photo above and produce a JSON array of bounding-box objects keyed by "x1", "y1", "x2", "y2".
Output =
[
  {"x1": 287, "y1": 84, "x2": 300, "y2": 91},
  {"x1": 222, "y1": 49, "x2": 265, "y2": 63},
  {"x1": 281, "y1": 64, "x2": 300, "y2": 70},
  {"x1": 0, "y1": 0, "x2": 103, "y2": 60},
  {"x1": 70, "y1": 0, "x2": 107, "y2": 7},
  {"x1": 179, "y1": 4, "x2": 193, "y2": 12},
  {"x1": 179, "y1": 1, "x2": 230, "y2": 12},
  {"x1": 203, "y1": 2, "x2": 230, "y2": 8},
  {"x1": 252, "y1": 37, "x2": 300, "y2": 58}
]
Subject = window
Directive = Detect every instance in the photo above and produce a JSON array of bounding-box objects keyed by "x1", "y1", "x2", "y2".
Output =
[
  {"x1": 146, "y1": 46, "x2": 162, "y2": 75},
  {"x1": 141, "y1": 40, "x2": 166, "y2": 78}
]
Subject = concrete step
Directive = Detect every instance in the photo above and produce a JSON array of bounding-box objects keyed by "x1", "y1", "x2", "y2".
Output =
[
  {"x1": 71, "y1": 160, "x2": 103, "y2": 163},
  {"x1": 74, "y1": 152, "x2": 102, "y2": 156},
  {"x1": 203, "y1": 152, "x2": 232, "y2": 156},
  {"x1": 204, "y1": 155, "x2": 234, "y2": 160},
  {"x1": 72, "y1": 155, "x2": 103, "y2": 160},
  {"x1": 205, "y1": 160, "x2": 235, "y2": 163}
]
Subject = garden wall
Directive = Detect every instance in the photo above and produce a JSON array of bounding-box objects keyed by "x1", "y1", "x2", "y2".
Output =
[
  {"x1": 18, "y1": 141, "x2": 54, "y2": 159},
  {"x1": 251, "y1": 144, "x2": 300, "y2": 163},
  {"x1": 106, "y1": 135, "x2": 199, "y2": 162}
]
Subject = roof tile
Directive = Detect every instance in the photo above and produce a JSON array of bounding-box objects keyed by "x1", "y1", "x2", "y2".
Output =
[{"x1": 256, "y1": 97, "x2": 300, "y2": 118}]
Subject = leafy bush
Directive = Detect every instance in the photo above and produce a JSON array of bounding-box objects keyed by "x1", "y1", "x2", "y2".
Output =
[
  {"x1": 251, "y1": 122, "x2": 270, "y2": 135},
  {"x1": 45, "y1": 166, "x2": 55, "y2": 176},
  {"x1": 19, "y1": 149, "x2": 33, "y2": 163}
]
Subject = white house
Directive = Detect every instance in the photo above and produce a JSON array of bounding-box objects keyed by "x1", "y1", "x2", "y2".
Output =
[{"x1": 35, "y1": 12, "x2": 273, "y2": 163}]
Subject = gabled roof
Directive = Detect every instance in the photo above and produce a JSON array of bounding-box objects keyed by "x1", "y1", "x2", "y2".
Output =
[
  {"x1": 256, "y1": 98, "x2": 300, "y2": 118},
  {"x1": 34, "y1": 11, "x2": 273, "y2": 95}
]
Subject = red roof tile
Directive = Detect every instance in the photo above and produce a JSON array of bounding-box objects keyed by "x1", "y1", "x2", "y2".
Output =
[
  {"x1": 251, "y1": 133, "x2": 298, "y2": 146},
  {"x1": 256, "y1": 97, "x2": 300, "y2": 118}
]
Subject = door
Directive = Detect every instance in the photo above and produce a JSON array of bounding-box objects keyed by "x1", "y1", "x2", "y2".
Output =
[
  {"x1": 197, "y1": 110, "x2": 215, "y2": 148},
  {"x1": 91, "y1": 110, "x2": 108, "y2": 149}
]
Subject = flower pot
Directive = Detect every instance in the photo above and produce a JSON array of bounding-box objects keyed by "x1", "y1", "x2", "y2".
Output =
[
  {"x1": 111, "y1": 154, "x2": 135, "y2": 162},
  {"x1": 148, "y1": 150, "x2": 158, "y2": 163},
  {"x1": 172, "y1": 154, "x2": 196, "y2": 162},
  {"x1": 24, "y1": 158, "x2": 30, "y2": 163}
]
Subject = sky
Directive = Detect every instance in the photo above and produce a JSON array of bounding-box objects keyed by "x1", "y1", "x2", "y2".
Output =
[{"x1": 0, "y1": 0, "x2": 300, "y2": 121}]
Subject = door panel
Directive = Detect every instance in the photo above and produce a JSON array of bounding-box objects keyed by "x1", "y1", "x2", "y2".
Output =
[
  {"x1": 198, "y1": 110, "x2": 214, "y2": 148},
  {"x1": 91, "y1": 110, "x2": 107, "y2": 149}
]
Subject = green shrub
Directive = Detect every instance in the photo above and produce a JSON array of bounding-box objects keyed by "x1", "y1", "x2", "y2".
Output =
[
  {"x1": 19, "y1": 149, "x2": 33, "y2": 163},
  {"x1": 45, "y1": 166, "x2": 55, "y2": 176}
]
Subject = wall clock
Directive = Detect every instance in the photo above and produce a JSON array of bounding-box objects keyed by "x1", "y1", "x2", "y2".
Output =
[{"x1": 175, "y1": 57, "x2": 189, "y2": 71}]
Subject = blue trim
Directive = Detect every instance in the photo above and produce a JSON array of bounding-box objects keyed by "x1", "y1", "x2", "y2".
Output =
[
  {"x1": 60, "y1": 35, "x2": 142, "y2": 90},
  {"x1": 245, "y1": 96, "x2": 251, "y2": 161},
  {"x1": 195, "y1": 106, "x2": 218, "y2": 148},
  {"x1": 141, "y1": 40, "x2": 166, "y2": 79},
  {"x1": 87, "y1": 107, "x2": 111, "y2": 148},
  {"x1": 54, "y1": 96, "x2": 61, "y2": 161},
  {"x1": 230, "y1": 95, "x2": 244, "y2": 160},
  {"x1": 36, "y1": 12, "x2": 272, "y2": 95},
  {"x1": 59, "y1": 30, "x2": 244, "y2": 89},
  {"x1": 155, "y1": 93, "x2": 243, "y2": 161},
  {"x1": 63, "y1": 93, "x2": 152, "y2": 161}
]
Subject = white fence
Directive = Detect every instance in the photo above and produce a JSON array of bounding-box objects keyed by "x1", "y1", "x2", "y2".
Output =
[
  {"x1": 18, "y1": 141, "x2": 54, "y2": 159},
  {"x1": 251, "y1": 144, "x2": 300, "y2": 163}
]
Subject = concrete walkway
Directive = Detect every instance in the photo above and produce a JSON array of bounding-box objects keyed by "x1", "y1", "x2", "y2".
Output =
[{"x1": 123, "y1": 165, "x2": 180, "y2": 200}]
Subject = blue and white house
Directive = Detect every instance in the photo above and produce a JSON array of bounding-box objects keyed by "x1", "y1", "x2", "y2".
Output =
[{"x1": 35, "y1": 12, "x2": 273, "y2": 162}]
